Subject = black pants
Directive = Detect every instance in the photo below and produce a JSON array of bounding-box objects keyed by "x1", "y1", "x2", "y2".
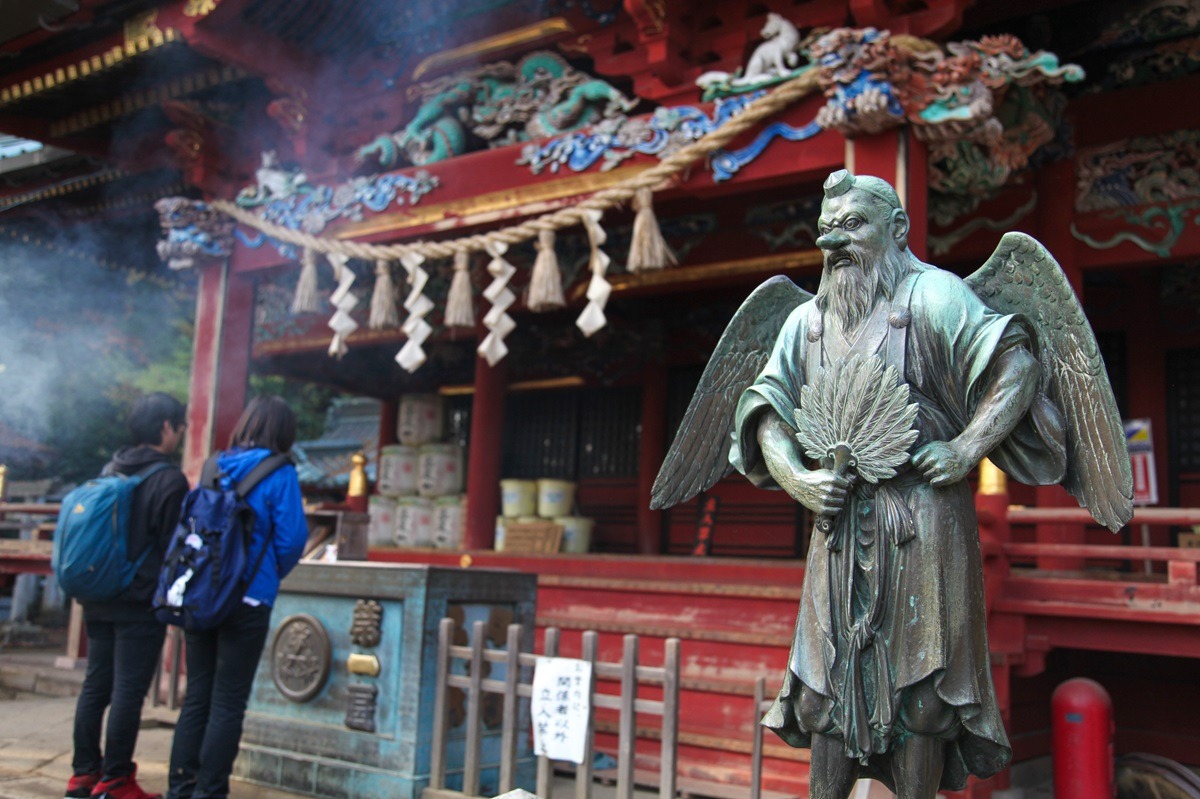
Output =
[
  {"x1": 167, "y1": 603, "x2": 272, "y2": 799},
  {"x1": 72, "y1": 617, "x2": 166, "y2": 778}
]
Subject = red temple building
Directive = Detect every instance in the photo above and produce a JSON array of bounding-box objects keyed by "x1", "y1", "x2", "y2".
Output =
[{"x1": 3, "y1": 0, "x2": 1200, "y2": 795}]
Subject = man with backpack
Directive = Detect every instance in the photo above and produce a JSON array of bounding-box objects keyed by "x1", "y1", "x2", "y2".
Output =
[{"x1": 63, "y1": 393, "x2": 189, "y2": 799}]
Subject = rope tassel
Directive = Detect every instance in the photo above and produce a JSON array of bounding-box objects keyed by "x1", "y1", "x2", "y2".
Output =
[
  {"x1": 444, "y1": 250, "x2": 476, "y2": 329},
  {"x1": 527, "y1": 228, "x2": 565, "y2": 312},
  {"x1": 627, "y1": 187, "x2": 676, "y2": 273},
  {"x1": 291, "y1": 247, "x2": 321, "y2": 314},
  {"x1": 368, "y1": 260, "x2": 400, "y2": 329}
]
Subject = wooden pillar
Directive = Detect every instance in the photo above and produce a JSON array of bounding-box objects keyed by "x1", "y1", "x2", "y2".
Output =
[
  {"x1": 379, "y1": 398, "x2": 398, "y2": 449},
  {"x1": 1035, "y1": 159, "x2": 1087, "y2": 569},
  {"x1": 464, "y1": 353, "x2": 507, "y2": 550},
  {"x1": 636, "y1": 365, "x2": 667, "y2": 554},
  {"x1": 182, "y1": 261, "x2": 252, "y2": 483},
  {"x1": 844, "y1": 128, "x2": 928, "y2": 258}
]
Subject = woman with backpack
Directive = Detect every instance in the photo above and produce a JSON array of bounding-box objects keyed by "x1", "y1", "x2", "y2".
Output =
[{"x1": 165, "y1": 396, "x2": 308, "y2": 799}]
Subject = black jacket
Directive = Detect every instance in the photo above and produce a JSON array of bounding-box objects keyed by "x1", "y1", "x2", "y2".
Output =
[{"x1": 84, "y1": 446, "x2": 189, "y2": 621}]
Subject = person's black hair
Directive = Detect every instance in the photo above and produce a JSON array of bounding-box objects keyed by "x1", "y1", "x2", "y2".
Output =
[
  {"x1": 128, "y1": 392, "x2": 186, "y2": 446},
  {"x1": 228, "y1": 395, "x2": 297, "y2": 454}
]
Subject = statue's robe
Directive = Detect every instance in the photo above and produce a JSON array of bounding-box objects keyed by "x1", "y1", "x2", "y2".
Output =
[{"x1": 730, "y1": 265, "x2": 1067, "y2": 790}]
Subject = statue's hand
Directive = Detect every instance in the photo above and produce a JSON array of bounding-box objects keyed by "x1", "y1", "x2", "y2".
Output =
[
  {"x1": 780, "y1": 467, "x2": 853, "y2": 516},
  {"x1": 912, "y1": 440, "x2": 973, "y2": 487}
]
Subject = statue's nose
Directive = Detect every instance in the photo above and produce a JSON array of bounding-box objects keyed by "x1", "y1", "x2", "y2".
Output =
[{"x1": 816, "y1": 230, "x2": 849, "y2": 251}]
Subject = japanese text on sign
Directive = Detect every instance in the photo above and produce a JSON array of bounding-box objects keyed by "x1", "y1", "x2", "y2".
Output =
[{"x1": 531, "y1": 657, "x2": 592, "y2": 764}]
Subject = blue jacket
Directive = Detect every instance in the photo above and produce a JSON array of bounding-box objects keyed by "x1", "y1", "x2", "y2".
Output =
[{"x1": 216, "y1": 447, "x2": 308, "y2": 606}]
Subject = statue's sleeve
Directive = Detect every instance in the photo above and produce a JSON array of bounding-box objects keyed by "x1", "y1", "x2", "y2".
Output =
[
  {"x1": 729, "y1": 305, "x2": 808, "y2": 488},
  {"x1": 913, "y1": 272, "x2": 1067, "y2": 485}
]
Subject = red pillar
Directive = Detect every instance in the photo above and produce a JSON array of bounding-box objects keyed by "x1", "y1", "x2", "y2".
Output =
[
  {"x1": 182, "y1": 261, "x2": 252, "y2": 483},
  {"x1": 844, "y1": 128, "x2": 928, "y2": 258},
  {"x1": 636, "y1": 365, "x2": 667, "y2": 554},
  {"x1": 464, "y1": 352, "x2": 507, "y2": 550},
  {"x1": 1035, "y1": 159, "x2": 1087, "y2": 570}
]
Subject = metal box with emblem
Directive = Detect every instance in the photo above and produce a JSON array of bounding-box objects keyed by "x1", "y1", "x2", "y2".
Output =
[{"x1": 235, "y1": 562, "x2": 537, "y2": 798}]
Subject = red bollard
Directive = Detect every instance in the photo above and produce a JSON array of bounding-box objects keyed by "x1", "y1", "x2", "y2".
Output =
[{"x1": 1052, "y1": 677, "x2": 1115, "y2": 798}]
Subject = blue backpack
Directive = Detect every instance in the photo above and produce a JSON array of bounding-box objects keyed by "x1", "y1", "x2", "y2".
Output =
[
  {"x1": 153, "y1": 453, "x2": 290, "y2": 631},
  {"x1": 52, "y1": 462, "x2": 170, "y2": 603}
]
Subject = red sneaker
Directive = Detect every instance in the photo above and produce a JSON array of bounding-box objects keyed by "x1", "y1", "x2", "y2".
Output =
[
  {"x1": 90, "y1": 765, "x2": 161, "y2": 799},
  {"x1": 64, "y1": 772, "x2": 100, "y2": 799}
]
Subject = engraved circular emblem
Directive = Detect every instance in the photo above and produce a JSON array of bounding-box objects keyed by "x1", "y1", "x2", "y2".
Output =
[{"x1": 271, "y1": 614, "x2": 332, "y2": 703}]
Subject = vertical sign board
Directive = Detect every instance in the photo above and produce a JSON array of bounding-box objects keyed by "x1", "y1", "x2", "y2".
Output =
[
  {"x1": 1125, "y1": 419, "x2": 1158, "y2": 506},
  {"x1": 532, "y1": 657, "x2": 592, "y2": 764}
]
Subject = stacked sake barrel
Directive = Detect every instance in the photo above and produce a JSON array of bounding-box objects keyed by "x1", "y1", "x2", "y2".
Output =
[
  {"x1": 368, "y1": 394, "x2": 465, "y2": 550},
  {"x1": 495, "y1": 477, "x2": 594, "y2": 554}
]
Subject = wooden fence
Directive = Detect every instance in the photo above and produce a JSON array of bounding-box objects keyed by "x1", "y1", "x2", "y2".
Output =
[{"x1": 425, "y1": 618, "x2": 681, "y2": 799}]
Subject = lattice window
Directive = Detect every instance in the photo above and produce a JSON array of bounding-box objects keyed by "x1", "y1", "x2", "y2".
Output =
[
  {"x1": 578, "y1": 387, "x2": 641, "y2": 478},
  {"x1": 1168, "y1": 349, "x2": 1200, "y2": 472},
  {"x1": 445, "y1": 394, "x2": 472, "y2": 471},
  {"x1": 502, "y1": 390, "x2": 580, "y2": 479}
]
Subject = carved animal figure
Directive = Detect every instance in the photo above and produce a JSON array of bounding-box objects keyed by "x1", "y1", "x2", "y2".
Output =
[
  {"x1": 236, "y1": 151, "x2": 309, "y2": 206},
  {"x1": 744, "y1": 13, "x2": 802, "y2": 78},
  {"x1": 355, "y1": 52, "x2": 636, "y2": 169}
]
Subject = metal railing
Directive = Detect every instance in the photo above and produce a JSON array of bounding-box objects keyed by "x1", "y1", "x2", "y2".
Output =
[{"x1": 426, "y1": 618, "x2": 681, "y2": 799}]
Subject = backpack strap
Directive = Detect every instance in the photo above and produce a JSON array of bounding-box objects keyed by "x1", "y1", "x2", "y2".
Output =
[
  {"x1": 199, "y1": 455, "x2": 223, "y2": 490},
  {"x1": 235, "y1": 453, "x2": 292, "y2": 499},
  {"x1": 134, "y1": 461, "x2": 171, "y2": 481}
]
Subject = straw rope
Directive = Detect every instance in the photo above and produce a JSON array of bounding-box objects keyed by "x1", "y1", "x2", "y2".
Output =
[{"x1": 209, "y1": 69, "x2": 822, "y2": 259}]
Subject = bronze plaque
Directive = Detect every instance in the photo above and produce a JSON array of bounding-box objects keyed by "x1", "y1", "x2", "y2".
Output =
[
  {"x1": 270, "y1": 614, "x2": 332, "y2": 703},
  {"x1": 350, "y1": 599, "x2": 383, "y2": 648},
  {"x1": 345, "y1": 683, "x2": 378, "y2": 733}
]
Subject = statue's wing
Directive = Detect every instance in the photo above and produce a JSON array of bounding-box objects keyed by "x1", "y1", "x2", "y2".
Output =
[
  {"x1": 966, "y1": 232, "x2": 1133, "y2": 531},
  {"x1": 650, "y1": 276, "x2": 813, "y2": 510}
]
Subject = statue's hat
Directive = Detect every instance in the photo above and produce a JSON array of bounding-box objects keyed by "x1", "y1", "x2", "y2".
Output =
[{"x1": 823, "y1": 170, "x2": 902, "y2": 210}]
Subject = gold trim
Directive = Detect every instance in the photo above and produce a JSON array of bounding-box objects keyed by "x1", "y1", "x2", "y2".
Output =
[
  {"x1": 335, "y1": 165, "x2": 648, "y2": 240},
  {"x1": 184, "y1": 0, "x2": 220, "y2": 17},
  {"x1": 0, "y1": 28, "x2": 179, "y2": 110},
  {"x1": 411, "y1": 18, "x2": 575, "y2": 82},
  {"x1": 439, "y1": 376, "x2": 585, "y2": 396},
  {"x1": 48, "y1": 64, "x2": 245, "y2": 137},
  {"x1": 977, "y1": 457, "x2": 1007, "y2": 496},
  {"x1": 569, "y1": 250, "x2": 825, "y2": 301},
  {"x1": 346, "y1": 653, "x2": 381, "y2": 677}
]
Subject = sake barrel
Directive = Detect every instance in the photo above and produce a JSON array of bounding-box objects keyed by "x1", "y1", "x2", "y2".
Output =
[
  {"x1": 432, "y1": 496, "x2": 465, "y2": 550},
  {"x1": 499, "y1": 479, "x2": 536, "y2": 517},
  {"x1": 377, "y1": 445, "x2": 418, "y2": 497},
  {"x1": 367, "y1": 495, "x2": 397, "y2": 547},
  {"x1": 537, "y1": 479, "x2": 576, "y2": 518},
  {"x1": 397, "y1": 394, "x2": 444, "y2": 446},
  {"x1": 418, "y1": 444, "x2": 464, "y2": 497},
  {"x1": 556, "y1": 516, "x2": 595, "y2": 554},
  {"x1": 393, "y1": 497, "x2": 434, "y2": 547}
]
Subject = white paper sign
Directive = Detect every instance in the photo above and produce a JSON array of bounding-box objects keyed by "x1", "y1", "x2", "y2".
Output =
[{"x1": 531, "y1": 657, "x2": 592, "y2": 764}]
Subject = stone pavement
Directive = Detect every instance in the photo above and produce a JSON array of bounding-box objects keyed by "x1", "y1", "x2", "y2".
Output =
[
  {"x1": 0, "y1": 685, "x2": 304, "y2": 799},
  {"x1": 0, "y1": 637, "x2": 311, "y2": 799}
]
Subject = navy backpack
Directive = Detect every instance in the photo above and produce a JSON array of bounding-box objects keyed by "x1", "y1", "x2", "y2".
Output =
[
  {"x1": 52, "y1": 462, "x2": 170, "y2": 602},
  {"x1": 154, "y1": 453, "x2": 290, "y2": 630}
]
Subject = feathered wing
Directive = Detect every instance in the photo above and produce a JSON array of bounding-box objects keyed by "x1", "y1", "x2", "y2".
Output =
[
  {"x1": 650, "y1": 276, "x2": 813, "y2": 510},
  {"x1": 966, "y1": 232, "x2": 1133, "y2": 531}
]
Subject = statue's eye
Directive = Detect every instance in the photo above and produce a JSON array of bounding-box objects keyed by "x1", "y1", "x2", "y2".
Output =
[{"x1": 844, "y1": 217, "x2": 861, "y2": 231}]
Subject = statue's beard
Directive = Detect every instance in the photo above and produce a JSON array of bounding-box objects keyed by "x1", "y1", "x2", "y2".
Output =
[
  {"x1": 816, "y1": 249, "x2": 906, "y2": 331},
  {"x1": 824, "y1": 261, "x2": 878, "y2": 331}
]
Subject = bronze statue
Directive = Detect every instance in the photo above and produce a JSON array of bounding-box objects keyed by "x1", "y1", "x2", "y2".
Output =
[{"x1": 651, "y1": 170, "x2": 1132, "y2": 796}]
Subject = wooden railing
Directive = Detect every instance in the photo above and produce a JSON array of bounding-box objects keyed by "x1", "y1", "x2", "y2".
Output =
[{"x1": 426, "y1": 618, "x2": 680, "y2": 799}]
